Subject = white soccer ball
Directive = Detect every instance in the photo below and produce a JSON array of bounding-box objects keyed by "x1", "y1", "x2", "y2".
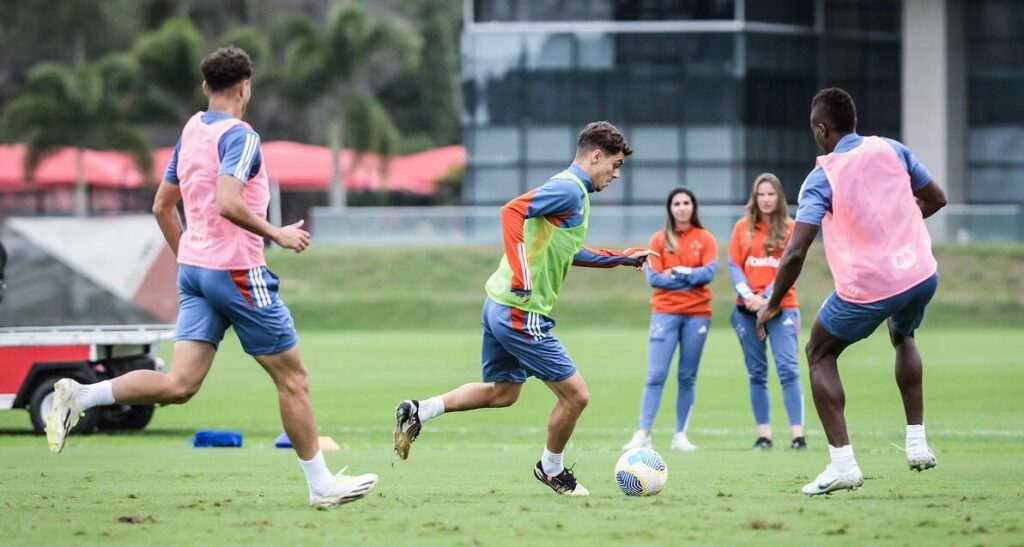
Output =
[{"x1": 615, "y1": 447, "x2": 668, "y2": 496}]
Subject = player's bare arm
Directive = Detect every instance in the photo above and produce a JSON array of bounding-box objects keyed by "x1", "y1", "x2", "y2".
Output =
[
  {"x1": 215, "y1": 175, "x2": 310, "y2": 252},
  {"x1": 914, "y1": 181, "x2": 947, "y2": 219},
  {"x1": 756, "y1": 221, "x2": 818, "y2": 339},
  {"x1": 152, "y1": 180, "x2": 184, "y2": 255}
]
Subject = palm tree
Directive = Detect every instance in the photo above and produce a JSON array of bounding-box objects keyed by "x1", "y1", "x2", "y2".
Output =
[
  {"x1": 0, "y1": 56, "x2": 152, "y2": 216},
  {"x1": 272, "y1": 3, "x2": 421, "y2": 207},
  {"x1": 132, "y1": 18, "x2": 206, "y2": 126}
]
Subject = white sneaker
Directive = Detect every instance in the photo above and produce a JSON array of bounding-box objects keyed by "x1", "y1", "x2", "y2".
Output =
[
  {"x1": 622, "y1": 430, "x2": 652, "y2": 450},
  {"x1": 309, "y1": 468, "x2": 379, "y2": 509},
  {"x1": 801, "y1": 464, "x2": 864, "y2": 496},
  {"x1": 45, "y1": 379, "x2": 84, "y2": 454},
  {"x1": 906, "y1": 445, "x2": 937, "y2": 472},
  {"x1": 670, "y1": 432, "x2": 697, "y2": 452}
]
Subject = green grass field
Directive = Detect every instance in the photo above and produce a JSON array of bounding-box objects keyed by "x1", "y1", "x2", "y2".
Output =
[{"x1": 1, "y1": 326, "x2": 1022, "y2": 546}]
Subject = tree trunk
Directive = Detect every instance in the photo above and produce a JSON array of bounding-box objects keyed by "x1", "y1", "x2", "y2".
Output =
[
  {"x1": 74, "y1": 146, "x2": 88, "y2": 217},
  {"x1": 328, "y1": 115, "x2": 346, "y2": 208}
]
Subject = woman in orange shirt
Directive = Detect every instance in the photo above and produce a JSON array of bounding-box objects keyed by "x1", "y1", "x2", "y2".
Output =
[
  {"x1": 623, "y1": 187, "x2": 717, "y2": 452},
  {"x1": 727, "y1": 173, "x2": 806, "y2": 450}
]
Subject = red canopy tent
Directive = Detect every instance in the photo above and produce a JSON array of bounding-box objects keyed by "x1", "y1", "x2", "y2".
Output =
[
  {"x1": 152, "y1": 141, "x2": 465, "y2": 195},
  {"x1": 0, "y1": 144, "x2": 146, "y2": 190}
]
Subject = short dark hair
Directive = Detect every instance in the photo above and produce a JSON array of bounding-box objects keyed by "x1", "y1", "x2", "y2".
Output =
[
  {"x1": 811, "y1": 87, "x2": 857, "y2": 134},
  {"x1": 201, "y1": 46, "x2": 254, "y2": 92},
  {"x1": 577, "y1": 121, "x2": 632, "y2": 157}
]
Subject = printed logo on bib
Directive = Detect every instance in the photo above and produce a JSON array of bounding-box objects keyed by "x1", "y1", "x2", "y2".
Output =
[{"x1": 891, "y1": 245, "x2": 917, "y2": 270}]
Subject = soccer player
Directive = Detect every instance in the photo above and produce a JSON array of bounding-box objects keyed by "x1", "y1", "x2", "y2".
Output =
[
  {"x1": 728, "y1": 173, "x2": 806, "y2": 450},
  {"x1": 393, "y1": 121, "x2": 655, "y2": 496},
  {"x1": 622, "y1": 187, "x2": 718, "y2": 453},
  {"x1": 756, "y1": 88, "x2": 947, "y2": 495},
  {"x1": 44, "y1": 47, "x2": 378, "y2": 509}
]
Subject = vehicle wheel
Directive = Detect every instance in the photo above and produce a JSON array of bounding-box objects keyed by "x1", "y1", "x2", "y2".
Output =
[
  {"x1": 99, "y1": 404, "x2": 155, "y2": 431},
  {"x1": 28, "y1": 378, "x2": 100, "y2": 435}
]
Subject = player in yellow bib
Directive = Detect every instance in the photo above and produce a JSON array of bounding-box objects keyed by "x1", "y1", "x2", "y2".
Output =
[{"x1": 394, "y1": 122, "x2": 655, "y2": 496}]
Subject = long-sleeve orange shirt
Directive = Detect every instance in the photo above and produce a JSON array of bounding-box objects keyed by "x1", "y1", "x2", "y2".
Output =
[
  {"x1": 727, "y1": 218, "x2": 799, "y2": 309},
  {"x1": 646, "y1": 227, "x2": 718, "y2": 316}
]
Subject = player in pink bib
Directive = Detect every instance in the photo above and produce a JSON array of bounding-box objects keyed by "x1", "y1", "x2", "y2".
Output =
[
  {"x1": 43, "y1": 47, "x2": 377, "y2": 509},
  {"x1": 757, "y1": 88, "x2": 948, "y2": 496}
]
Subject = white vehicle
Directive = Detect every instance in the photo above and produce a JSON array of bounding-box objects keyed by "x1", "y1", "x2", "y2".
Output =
[{"x1": 0, "y1": 325, "x2": 174, "y2": 434}]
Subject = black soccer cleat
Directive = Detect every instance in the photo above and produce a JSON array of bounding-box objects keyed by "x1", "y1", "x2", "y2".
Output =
[
  {"x1": 393, "y1": 400, "x2": 421, "y2": 460},
  {"x1": 790, "y1": 436, "x2": 808, "y2": 450},
  {"x1": 753, "y1": 436, "x2": 774, "y2": 450},
  {"x1": 533, "y1": 461, "x2": 589, "y2": 496}
]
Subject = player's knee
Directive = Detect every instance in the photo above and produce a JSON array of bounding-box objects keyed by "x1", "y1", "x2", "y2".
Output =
[
  {"x1": 568, "y1": 389, "x2": 590, "y2": 412},
  {"x1": 805, "y1": 341, "x2": 825, "y2": 364},
  {"x1": 168, "y1": 378, "x2": 201, "y2": 404},
  {"x1": 490, "y1": 386, "x2": 520, "y2": 408},
  {"x1": 278, "y1": 366, "x2": 310, "y2": 396}
]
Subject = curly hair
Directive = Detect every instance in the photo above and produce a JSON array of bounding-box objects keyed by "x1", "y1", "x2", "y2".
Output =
[
  {"x1": 811, "y1": 87, "x2": 857, "y2": 133},
  {"x1": 201, "y1": 46, "x2": 254, "y2": 92},
  {"x1": 577, "y1": 121, "x2": 632, "y2": 157}
]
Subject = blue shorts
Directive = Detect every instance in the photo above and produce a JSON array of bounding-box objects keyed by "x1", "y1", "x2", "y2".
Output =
[
  {"x1": 176, "y1": 264, "x2": 297, "y2": 355},
  {"x1": 818, "y1": 273, "x2": 938, "y2": 342},
  {"x1": 480, "y1": 298, "x2": 576, "y2": 384}
]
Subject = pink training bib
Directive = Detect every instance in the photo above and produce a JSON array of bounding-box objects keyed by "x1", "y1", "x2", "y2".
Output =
[
  {"x1": 175, "y1": 112, "x2": 270, "y2": 270},
  {"x1": 816, "y1": 136, "x2": 937, "y2": 303}
]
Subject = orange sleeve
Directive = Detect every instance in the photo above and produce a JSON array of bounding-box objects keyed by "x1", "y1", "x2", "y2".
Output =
[{"x1": 647, "y1": 232, "x2": 666, "y2": 272}]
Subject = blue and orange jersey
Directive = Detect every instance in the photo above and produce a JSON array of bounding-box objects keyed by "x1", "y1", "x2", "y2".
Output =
[
  {"x1": 646, "y1": 227, "x2": 718, "y2": 316},
  {"x1": 500, "y1": 163, "x2": 643, "y2": 297},
  {"x1": 727, "y1": 218, "x2": 799, "y2": 309}
]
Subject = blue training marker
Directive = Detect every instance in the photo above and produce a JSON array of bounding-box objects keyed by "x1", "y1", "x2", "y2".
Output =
[
  {"x1": 274, "y1": 432, "x2": 292, "y2": 448},
  {"x1": 191, "y1": 430, "x2": 243, "y2": 448}
]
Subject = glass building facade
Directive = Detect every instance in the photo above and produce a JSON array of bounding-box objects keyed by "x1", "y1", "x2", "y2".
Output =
[
  {"x1": 966, "y1": 0, "x2": 1024, "y2": 203},
  {"x1": 462, "y1": 0, "x2": 902, "y2": 206}
]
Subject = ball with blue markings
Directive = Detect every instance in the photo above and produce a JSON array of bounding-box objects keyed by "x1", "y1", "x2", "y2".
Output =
[{"x1": 614, "y1": 447, "x2": 668, "y2": 496}]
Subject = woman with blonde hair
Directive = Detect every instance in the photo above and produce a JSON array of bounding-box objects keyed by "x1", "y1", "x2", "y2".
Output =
[
  {"x1": 728, "y1": 173, "x2": 805, "y2": 450},
  {"x1": 623, "y1": 187, "x2": 718, "y2": 452}
]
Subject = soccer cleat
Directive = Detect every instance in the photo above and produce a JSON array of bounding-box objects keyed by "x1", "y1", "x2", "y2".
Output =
[
  {"x1": 790, "y1": 437, "x2": 808, "y2": 450},
  {"x1": 622, "y1": 430, "x2": 652, "y2": 450},
  {"x1": 906, "y1": 445, "x2": 937, "y2": 472},
  {"x1": 533, "y1": 461, "x2": 589, "y2": 496},
  {"x1": 801, "y1": 464, "x2": 864, "y2": 496},
  {"x1": 753, "y1": 436, "x2": 774, "y2": 450},
  {"x1": 670, "y1": 431, "x2": 697, "y2": 452},
  {"x1": 393, "y1": 400, "x2": 421, "y2": 460},
  {"x1": 45, "y1": 379, "x2": 84, "y2": 454},
  {"x1": 309, "y1": 467, "x2": 379, "y2": 509}
]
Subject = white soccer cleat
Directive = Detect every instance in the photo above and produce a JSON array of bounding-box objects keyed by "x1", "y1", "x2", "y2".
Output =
[
  {"x1": 45, "y1": 379, "x2": 84, "y2": 454},
  {"x1": 309, "y1": 467, "x2": 379, "y2": 509},
  {"x1": 670, "y1": 431, "x2": 697, "y2": 452},
  {"x1": 801, "y1": 464, "x2": 864, "y2": 496},
  {"x1": 906, "y1": 445, "x2": 937, "y2": 472},
  {"x1": 622, "y1": 430, "x2": 652, "y2": 450}
]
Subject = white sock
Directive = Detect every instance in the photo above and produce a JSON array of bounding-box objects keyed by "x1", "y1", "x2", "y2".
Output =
[
  {"x1": 78, "y1": 380, "x2": 114, "y2": 409},
  {"x1": 417, "y1": 396, "x2": 445, "y2": 423},
  {"x1": 541, "y1": 447, "x2": 564, "y2": 476},
  {"x1": 906, "y1": 424, "x2": 926, "y2": 449},
  {"x1": 828, "y1": 444, "x2": 858, "y2": 474},
  {"x1": 298, "y1": 450, "x2": 334, "y2": 496}
]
